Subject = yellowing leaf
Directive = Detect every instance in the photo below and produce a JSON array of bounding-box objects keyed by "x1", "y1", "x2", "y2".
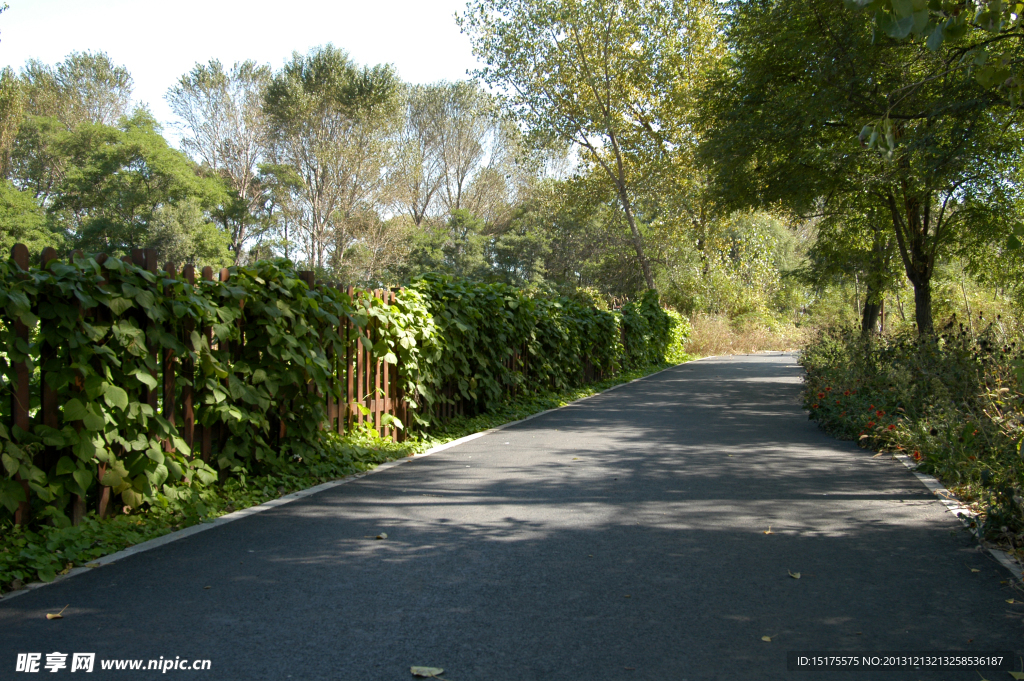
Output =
[
  {"x1": 46, "y1": 605, "x2": 69, "y2": 620},
  {"x1": 761, "y1": 636, "x2": 772, "y2": 642},
  {"x1": 1007, "y1": 672, "x2": 1024, "y2": 680},
  {"x1": 411, "y1": 666, "x2": 444, "y2": 677},
  {"x1": 1007, "y1": 599, "x2": 1017, "y2": 604},
  {"x1": 763, "y1": 526, "x2": 773, "y2": 535},
  {"x1": 789, "y1": 571, "x2": 801, "y2": 579},
  {"x1": 376, "y1": 532, "x2": 388, "y2": 540},
  {"x1": 970, "y1": 568, "x2": 980, "y2": 573}
]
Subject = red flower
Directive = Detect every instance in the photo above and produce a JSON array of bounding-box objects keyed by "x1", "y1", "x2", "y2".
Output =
[
  {"x1": 912, "y1": 451, "x2": 922, "y2": 461},
  {"x1": 867, "y1": 421, "x2": 876, "y2": 428},
  {"x1": 968, "y1": 455, "x2": 976, "y2": 461},
  {"x1": 887, "y1": 424, "x2": 895, "y2": 431},
  {"x1": 843, "y1": 391, "x2": 851, "y2": 397},
  {"x1": 825, "y1": 387, "x2": 832, "y2": 392},
  {"x1": 876, "y1": 410, "x2": 885, "y2": 417},
  {"x1": 817, "y1": 392, "x2": 825, "y2": 399},
  {"x1": 869, "y1": 404, "x2": 875, "y2": 410},
  {"x1": 811, "y1": 404, "x2": 819, "y2": 409}
]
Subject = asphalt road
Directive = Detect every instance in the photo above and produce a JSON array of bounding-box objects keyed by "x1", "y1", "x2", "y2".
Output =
[{"x1": 2, "y1": 353, "x2": 1021, "y2": 680}]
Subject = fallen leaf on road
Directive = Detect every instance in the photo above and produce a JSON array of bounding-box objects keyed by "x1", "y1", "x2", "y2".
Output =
[
  {"x1": 789, "y1": 571, "x2": 801, "y2": 579},
  {"x1": 761, "y1": 636, "x2": 772, "y2": 642},
  {"x1": 85, "y1": 562, "x2": 102, "y2": 569},
  {"x1": 572, "y1": 457, "x2": 579, "y2": 460},
  {"x1": 46, "y1": 605, "x2": 69, "y2": 620},
  {"x1": 1007, "y1": 672, "x2": 1024, "y2": 679},
  {"x1": 970, "y1": 568, "x2": 980, "y2": 573},
  {"x1": 624, "y1": 595, "x2": 631, "y2": 598},
  {"x1": 411, "y1": 666, "x2": 444, "y2": 677},
  {"x1": 763, "y1": 526, "x2": 773, "y2": 535},
  {"x1": 203, "y1": 586, "x2": 211, "y2": 589},
  {"x1": 1007, "y1": 599, "x2": 1017, "y2": 604},
  {"x1": 376, "y1": 533, "x2": 388, "y2": 540}
]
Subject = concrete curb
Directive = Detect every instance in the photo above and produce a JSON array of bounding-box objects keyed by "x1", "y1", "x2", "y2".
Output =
[
  {"x1": 1, "y1": 361, "x2": 692, "y2": 603},
  {"x1": 888, "y1": 451, "x2": 1023, "y2": 582}
]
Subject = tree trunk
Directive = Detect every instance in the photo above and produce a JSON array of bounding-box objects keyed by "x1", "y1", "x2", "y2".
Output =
[
  {"x1": 860, "y1": 224, "x2": 888, "y2": 336},
  {"x1": 617, "y1": 187, "x2": 656, "y2": 291},
  {"x1": 912, "y1": 278, "x2": 933, "y2": 335},
  {"x1": 603, "y1": 129, "x2": 656, "y2": 292},
  {"x1": 861, "y1": 298, "x2": 881, "y2": 335},
  {"x1": 885, "y1": 189, "x2": 935, "y2": 336}
]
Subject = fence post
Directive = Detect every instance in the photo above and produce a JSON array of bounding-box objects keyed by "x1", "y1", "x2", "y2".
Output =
[
  {"x1": 94, "y1": 253, "x2": 113, "y2": 520},
  {"x1": 356, "y1": 290, "x2": 366, "y2": 428},
  {"x1": 345, "y1": 286, "x2": 355, "y2": 433},
  {"x1": 181, "y1": 265, "x2": 196, "y2": 455},
  {"x1": 162, "y1": 263, "x2": 178, "y2": 453},
  {"x1": 131, "y1": 249, "x2": 159, "y2": 419},
  {"x1": 10, "y1": 244, "x2": 32, "y2": 525},
  {"x1": 39, "y1": 247, "x2": 60, "y2": 475},
  {"x1": 200, "y1": 266, "x2": 214, "y2": 463}
]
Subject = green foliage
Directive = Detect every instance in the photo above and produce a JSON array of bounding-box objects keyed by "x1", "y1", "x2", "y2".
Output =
[
  {"x1": 850, "y1": 0, "x2": 1024, "y2": 107},
  {"x1": 0, "y1": 250, "x2": 421, "y2": 529},
  {"x1": 702, "y1": 0, "x2": 1023, "y2": 335},
  {"x1": 147, "y1": 199, "x2": 233, "y2": 269},
  {"x1": 801, "y1": 325, "x2": 1024, "y2": 541},
  {"x1": 620, "y1": 290, "x2": 673, "y2": 369},
  {"x1": 0, "y1": 428, "x2": 411, "y2": 588},
  {"x1": 401, "y1": 274, "x2": 678, "y2": 423},
  {"x1": 57, "y1": 110, "x2": 228, "y2": 255},
  {"x1": 664, "y1": 309, "x2": 693, "y2": 365},
  {"x1": 1, "y1": 243, "x2": 679, "y2": 539},
  {"x1": 0, "y1": 180, "x2": 63, "y2": 255}
]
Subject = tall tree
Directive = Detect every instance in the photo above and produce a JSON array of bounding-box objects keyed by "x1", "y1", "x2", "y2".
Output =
[
  {"x1": 0, "y1": 66, "x2": 23, "y2": 177},
  {"x1": 263, "y1": 45, "x2": 399, "y2": 273},
  {"x1": 167, "y1": 59, "x2": 273, "y2": 260},
  {"x1": 700, "y1": 0, "x2": 1021, "y2": 334},
  {"x1": 21, "y1": 51, "x2": 133, "y2": 129},
  {"x1": 394, "y1": 84, "x2": 445, "y2": 227},
  {"x1": 53, "y1": 110, "x2": 225, "y2": 255},
  {"x1": 434, "y1": 81, "x2": 495, "y2": 215},
  {"x1": 459, "y1": 0, "x2": 719, "y2": 291}
]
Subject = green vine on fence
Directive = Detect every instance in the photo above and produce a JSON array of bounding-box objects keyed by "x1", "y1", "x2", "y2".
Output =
[{"x1": 2, "y1": 250, "x2": 685, "y2": 544}]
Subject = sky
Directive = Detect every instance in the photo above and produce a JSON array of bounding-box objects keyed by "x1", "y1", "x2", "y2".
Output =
[{"x1": 0, "y1": 0, "x2": 483, "y2": 141}]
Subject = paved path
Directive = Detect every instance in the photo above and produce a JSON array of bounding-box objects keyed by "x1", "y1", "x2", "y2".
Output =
[{"x1": 2, "y1": 354, "x2": 1021, "y2": 680}]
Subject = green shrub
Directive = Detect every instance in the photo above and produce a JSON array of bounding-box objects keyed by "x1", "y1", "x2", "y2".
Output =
[{"x1": 801, "y1": 325, "x2": 1024, "y2": 541}]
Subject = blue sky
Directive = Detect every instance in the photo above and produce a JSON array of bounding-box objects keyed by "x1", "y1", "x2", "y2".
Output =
[{"x1": 0, "y1": 0, "x2": 482, "y2": 139}]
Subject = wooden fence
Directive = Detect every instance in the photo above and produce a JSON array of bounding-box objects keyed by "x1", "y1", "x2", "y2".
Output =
[{"x1": 3, "y1": 244, "x2": 407, "y2": 471}]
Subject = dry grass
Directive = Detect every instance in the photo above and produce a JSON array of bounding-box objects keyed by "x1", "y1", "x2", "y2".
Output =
[{"x1": 684, "y1": 313, "x2": 807, "y2": 357}]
